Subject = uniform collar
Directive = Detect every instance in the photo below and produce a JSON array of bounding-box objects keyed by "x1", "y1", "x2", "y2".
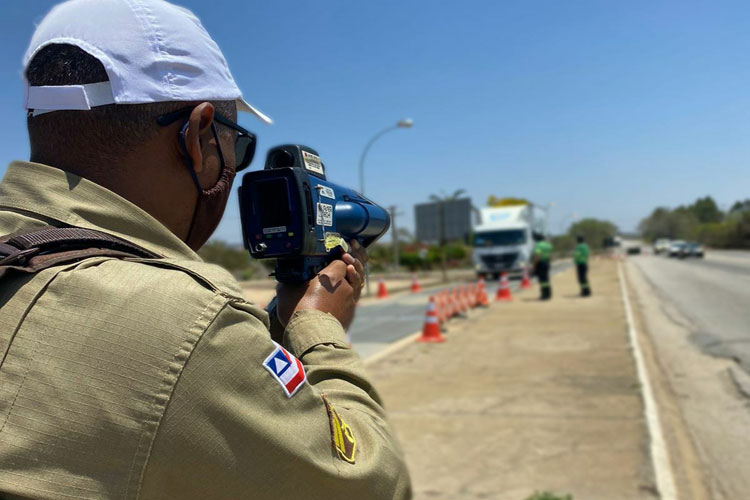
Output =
[{"x1": 0, "y1": 161, "x2": 200, "y2": 261}]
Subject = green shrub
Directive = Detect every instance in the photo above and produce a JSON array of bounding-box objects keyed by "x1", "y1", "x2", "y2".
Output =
[{"x1": 524, "y1": 491, "x2": 573, "y2": 500}]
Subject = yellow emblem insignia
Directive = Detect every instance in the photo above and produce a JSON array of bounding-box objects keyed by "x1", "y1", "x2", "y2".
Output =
[{"x1": 323, "y1": 396, "x2": 356, "y2": 464}]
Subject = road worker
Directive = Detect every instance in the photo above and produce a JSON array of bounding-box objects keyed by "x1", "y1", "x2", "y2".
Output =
[
  {"x1": 574, "y1": 234, "x2": 592, "y2": 296},
  {"x1": 533, "y1": 236, "x2": 553, "y2": 300}
]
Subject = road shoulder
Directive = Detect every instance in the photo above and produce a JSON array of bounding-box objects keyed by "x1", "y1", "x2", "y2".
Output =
[{"x1": 367, "y1": 260, "x2": 657, "y2": 499}]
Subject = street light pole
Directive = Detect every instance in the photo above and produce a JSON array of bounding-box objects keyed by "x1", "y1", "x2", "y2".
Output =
[
  {"x1": 358, "y1": 118, "x2": 413, "y2": 296},
  {"x1": 358, "y1": 119, "x2": 413, "y2": 196}
]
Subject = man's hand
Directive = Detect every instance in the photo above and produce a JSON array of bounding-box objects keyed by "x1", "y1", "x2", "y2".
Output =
[{"x1": 276, "y1": 241, "x2": 367, "y2": 329}]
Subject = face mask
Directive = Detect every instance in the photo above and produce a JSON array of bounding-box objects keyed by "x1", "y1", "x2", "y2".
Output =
[
  {"x1": 183, "y1": 123, "x2": 236, "y2": 250},
  {"x1": 185, "y1": 163, "x2": 236, "y2": 250}
]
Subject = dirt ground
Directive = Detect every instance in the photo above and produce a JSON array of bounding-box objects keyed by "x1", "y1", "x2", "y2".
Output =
[{"x1": 366, "y1": 260, "x2": 657, "y2": 500}]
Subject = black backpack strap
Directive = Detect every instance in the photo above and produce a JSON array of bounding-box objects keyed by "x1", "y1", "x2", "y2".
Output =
[{"x1": 0, "y1": 225, "x2": 161, "y2": 276}]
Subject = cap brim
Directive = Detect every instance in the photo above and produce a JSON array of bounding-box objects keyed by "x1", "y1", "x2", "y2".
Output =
[{"x1": 236, "y1": 97, "x2": 272, "y2": 124}]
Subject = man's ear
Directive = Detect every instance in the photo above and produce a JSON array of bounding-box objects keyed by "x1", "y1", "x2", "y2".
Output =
[{"x1": 184, "y1": 102, "x2": 215, "y2": 173}]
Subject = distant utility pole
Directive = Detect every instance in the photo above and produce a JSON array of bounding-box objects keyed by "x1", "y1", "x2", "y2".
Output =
[
  {"x1": 389, "y1": 205, "x2": 404, "y2": 270},
  {"x1": 429, "y1": 189, "x2": 466, "y2": 283}
]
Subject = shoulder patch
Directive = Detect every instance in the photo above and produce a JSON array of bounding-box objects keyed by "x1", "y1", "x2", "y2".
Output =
[
  {"x1": 263, "y1": 341, "x2": 306, "y2": 397},
  {"x1": 322, "y1": 396, "x2": 357, "y2": 464}
]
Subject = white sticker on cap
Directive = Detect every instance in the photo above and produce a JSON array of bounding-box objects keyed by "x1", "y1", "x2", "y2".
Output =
[
  {"x1": 316, "y1": 203, "x2": 333, "y2": 226},
  {"x1": 303, "y1": 151, "x2": 325, "y2": 175},
  {"x1": 317, "y1": 185, "x2": 335, "y2": 200}
]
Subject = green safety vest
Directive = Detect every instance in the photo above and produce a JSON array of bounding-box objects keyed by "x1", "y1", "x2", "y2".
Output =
[
  {"x1": 534, "y1": 240, "x2": 553, "y2": 262},
  {"x1": 574, "y1": 242, "x2": 590, "y2": 264}
]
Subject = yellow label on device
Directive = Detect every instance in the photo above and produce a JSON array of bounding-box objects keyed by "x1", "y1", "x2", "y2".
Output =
[{"x1": 324, "y1": 233, "x2": 349, "y2": 253}]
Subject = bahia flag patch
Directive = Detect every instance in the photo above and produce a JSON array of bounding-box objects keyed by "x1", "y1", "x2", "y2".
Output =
[{"x1": 263, "y1": 341, "x2": 306, "y2": 398}]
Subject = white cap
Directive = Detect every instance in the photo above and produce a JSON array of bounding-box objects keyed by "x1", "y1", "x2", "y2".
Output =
[{"x1": 23, "y1": 0, "x2": 272, "y2": 124}]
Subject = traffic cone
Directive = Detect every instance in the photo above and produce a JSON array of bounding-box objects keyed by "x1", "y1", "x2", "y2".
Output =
[
  {"x1": 411, "y1": 273, "x2": 422, "y2": 293},
  {"x1": 521, "y1": 266, "x2": 532, "y2": 289},
  {"x1": 440, "y1": 290, "x2": 453, "y2": 321},
  {"x1": 437, "y1": 292, "x2": 447, "y2": 325},
  {"x1": 477, "y1": 283, "x2": 490, "y2": 307},
  {"x1": 450, "y1": 288, "x2": 460, "y2": 316},
  {"x1": 457, "y1": 286, "x2": 468, "y2": 314},
  {"x1": 495, "y1": 272, "x2": 513, "y2": 301},
  {"x1": 377, "y1": 278, "x2": 389, "y2": 299},
  {"x1": 417, "y1": 297, "x2": 446, "y2": 343}
]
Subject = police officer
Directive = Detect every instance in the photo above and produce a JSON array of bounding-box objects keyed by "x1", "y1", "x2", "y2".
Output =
[
  {"x1": 0, "y1": 1, "x2": 410, "y2": 499},
  {"x1": 574, "y1": 234, "x2": 592, "y2": 297},
  {"x1": 533, "y1": 235, "x2": 553, "y2": 300}
]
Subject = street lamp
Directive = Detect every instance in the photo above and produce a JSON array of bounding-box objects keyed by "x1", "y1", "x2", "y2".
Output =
[
  {"x1": 358, "y1": 119, "x2": 413, "y2": 295},
  {"x1": 358, "y1": 119, "x2": 413, "y2": 195}
]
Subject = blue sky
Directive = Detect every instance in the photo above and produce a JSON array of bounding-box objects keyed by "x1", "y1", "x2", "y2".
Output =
[{"x1": 1, "y1": 1, "x2": 749, "y2": 242}]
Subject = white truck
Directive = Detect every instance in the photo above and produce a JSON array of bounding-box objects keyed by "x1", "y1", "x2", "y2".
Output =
[{"x1": 472, "y1": 204, "x2": 548, "y2": 279}]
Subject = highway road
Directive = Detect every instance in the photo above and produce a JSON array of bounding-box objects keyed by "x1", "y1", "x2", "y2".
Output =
[
  {"x1": 350, "y1": 262, "x2": 570, "y2": 359},
  {"x1": 630, "y1": 249, "x2": 750, "y2": 375},
  {"x1": 627, "y1": 248, "x2": 750, "y2": 499}
]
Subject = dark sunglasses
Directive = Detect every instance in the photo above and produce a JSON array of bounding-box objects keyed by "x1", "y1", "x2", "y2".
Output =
[{"x1": 156, "y1": 106, "x2": 257, "y2": 172}]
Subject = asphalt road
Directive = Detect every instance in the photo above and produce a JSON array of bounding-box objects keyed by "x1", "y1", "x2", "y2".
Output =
[
  {"x1": 630, "y1": 249, "x2": 750, "y2": 374},
  {"x1": 350, "y1": 262, "x2": 570, "y2": 359}
]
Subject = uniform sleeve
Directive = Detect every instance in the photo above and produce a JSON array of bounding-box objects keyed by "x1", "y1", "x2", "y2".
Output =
[{"x1": 138, "y1": 303, "x2": 412, "y2": 500}]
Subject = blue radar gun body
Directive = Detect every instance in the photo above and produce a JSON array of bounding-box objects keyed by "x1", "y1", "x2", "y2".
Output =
[{"x1": 239, "y1": 145, "x2": 391, "y2": 283}]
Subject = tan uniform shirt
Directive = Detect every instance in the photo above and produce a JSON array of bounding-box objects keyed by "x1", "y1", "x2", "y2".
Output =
[{"x1": 0, "y1": 162, "x2": 411, "y2": 500}]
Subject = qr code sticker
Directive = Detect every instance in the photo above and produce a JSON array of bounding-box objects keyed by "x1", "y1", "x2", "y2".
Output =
[{"x1": 316, "y1": 203, "x2": 333, "y2": 226}]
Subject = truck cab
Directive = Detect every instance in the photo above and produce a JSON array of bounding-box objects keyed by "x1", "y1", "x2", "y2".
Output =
[{"x1": 472, "y1": 205, "x2": 545, "y2": 279}]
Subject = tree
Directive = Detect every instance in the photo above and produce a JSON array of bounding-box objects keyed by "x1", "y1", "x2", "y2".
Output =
[
  {"x1": 638, "y1": 207, "x2": 698, "y2": 241},
  {"x1": 687, "y1": 196, "x2": 723, "y2": 224},
  {"x1": 429, "y1": 189, "x2": 466, "y2": 282},
  {"x1": 639, "y1": 197, "x2": 750, "y2": 249},
  {"x1": 730, "y1": 199, "x2": 750, "y2": 214},
  {"x1": 198, "y1": 240, "x2": 250, "y2": 272},
  {"x1": 567, "y1": 218, "x2": 618, "y2": 249}
]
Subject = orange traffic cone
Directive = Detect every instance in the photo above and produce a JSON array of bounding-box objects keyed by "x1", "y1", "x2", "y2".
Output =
[
  {"x1": 521, "y1": 266, "x2": 531, "y2": 289},
  {"x1": 417, "y1": 297, "x2": 446, "y2": 343},
  {"x1": 411, "y1": 273, "x2": 422, "y2": 293},
  {"x1": 457, "y1": 286, "x2": 468, "y2": 314},
  {"x1": 445, "y1": 289, "x2": 452, "y2": 316},
  {"x1": 496, "y1": 272, "x2": 513, "y2": 301},
  {"x1": 377, "y1": 278, "x2": 389, "y2": 299},
  {"x1": 477, "y1": 284, "x2": 490, "y2": 307},
  {"x1": 479, "y1": 287, "x2": 490, "y2": 307},
  {"x1": 437, "y1": 292, "x2": 447, "y2": 325}
]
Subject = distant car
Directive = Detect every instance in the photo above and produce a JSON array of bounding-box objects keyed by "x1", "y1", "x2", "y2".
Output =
[
  {"x1": 668, "y1": 240, "x2": 686, "y2": 257},
  {"x1": 654, "y1": 238, "x2": 671, "y2": 254},
  {"x1": 680, "y1": 242, "x2": 705, "y2": 259},
  {"x1": 626, "y1": 246, "x2": 641, "y2": 255}
]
